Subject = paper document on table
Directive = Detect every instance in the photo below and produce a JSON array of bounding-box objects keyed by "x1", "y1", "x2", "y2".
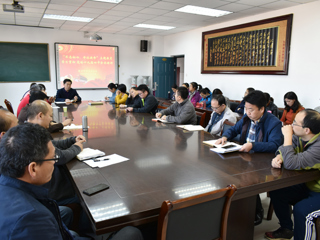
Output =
[
  {"x1": 77, "y1": 148, "x2": 105, "y2": 161},
  {"x1": 152, "y1": 118, "x2": 174, "y2": 123},
  {"x1": 83, "y1": 154, "x2": 129, "y2": 168},
  {"x1": 176, "y1": 125, "x2": 204, "y2": 131},
  {"x1": 63, "y1": 124, "x2": 89, "y2": 130},
  {"x1": 52, "y1": 106, "x2": 60, "y2": 108},
  {"x1": 206, "y1": 140, "x2": 242, "y2": 154},
  {"x1": 54, "y1": 102, "x2": 66, "y2": 104}
]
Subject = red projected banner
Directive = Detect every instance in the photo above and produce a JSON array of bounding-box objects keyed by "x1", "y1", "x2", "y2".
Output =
[{"x1": 55, "y1": 43, "x2": 118, "y2": 89}]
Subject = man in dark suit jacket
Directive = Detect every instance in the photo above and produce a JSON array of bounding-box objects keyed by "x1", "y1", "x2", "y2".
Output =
[{"x1": 56, "y1": 79, "x2": 81, "y2": 103}]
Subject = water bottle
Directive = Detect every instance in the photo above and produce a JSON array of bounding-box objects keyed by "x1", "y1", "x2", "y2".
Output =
[
  {"x1": 82, "y1": 116, "x2": 88, "y2": 132},
  {"x1": 168, "y1": 91, "x2": 170, "y2": 100}
]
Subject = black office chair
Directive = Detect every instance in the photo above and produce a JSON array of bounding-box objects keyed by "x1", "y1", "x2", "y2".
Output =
[
  {"x1": 157, "y1": 184, "x2": 237, "y2": 240},
  {"x1": 196, "y1": 111, "x2": 206, "y2": 127}
]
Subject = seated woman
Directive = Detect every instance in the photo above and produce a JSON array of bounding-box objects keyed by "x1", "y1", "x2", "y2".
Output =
[
  {"x1": 199, "y1": 88, "x2": 212, "y2": 108},
  {"x1": 114, "y1": 84, "x2": 128, "y2": 105},
  {"x1": 121, "y1": 87, "x2": 141, "y2": 108},
  {"x1": 105, "y1": 83, "x2": 118, "y2": 103},
  {"x1": 189, "y1": 82, "x2": 201, "y2": 107},
  {"x1": 171, "y1": 84, "x2": 177, "y2": 101},
  {"x1": 212, "y1": 88, "x2": 230, "y2": 108},
  {"x1": 264, "y1": 92, "x2": 278, "y2": 117},
  {"x1": 235, "y1": 87, "x2": 255, "y2": 114},
  {"x1": 280, "y1": 91, "x2": 304, "y2": 125}
]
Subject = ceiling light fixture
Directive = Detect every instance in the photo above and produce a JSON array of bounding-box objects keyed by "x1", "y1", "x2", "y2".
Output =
[
  {"x1": 134, "y1": 24, "x2": 175, "y2": 30},
  {"x1": 88, "y1": 0, "x2": 123, "y2": 3},
  {"x1": 43, "y1": 14, "x2": 93, "y2": 22},
  {"x1": 175, "y1": 5, "x2": 232, "y2": 17}
]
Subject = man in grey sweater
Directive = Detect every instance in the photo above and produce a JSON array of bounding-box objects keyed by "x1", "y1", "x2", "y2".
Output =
[
  {"x1": 156, "y1": 87, "x2": 197, "y2": 124},
  {"x1": 27, "y1": 100, "x2": 85, "y2": 205}
]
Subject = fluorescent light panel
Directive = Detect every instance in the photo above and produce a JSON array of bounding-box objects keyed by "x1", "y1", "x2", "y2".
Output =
[
  {"x1": 89, "y1": 0, "x2": 122, "y2": 3},
  {"x1": 175, "y1": 5, "x2": 232, "y2": 17},
  {"x1": 134, "y1": 24, "x2": 175, "y2": 30},
  {"x1": 43, "y1": 14, "x2": 93, "y2": 22}
]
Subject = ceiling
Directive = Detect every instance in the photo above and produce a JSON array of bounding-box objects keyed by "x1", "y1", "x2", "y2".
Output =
[{"x1": 0, "y1": 0, "x2": 318, "y2": 36}]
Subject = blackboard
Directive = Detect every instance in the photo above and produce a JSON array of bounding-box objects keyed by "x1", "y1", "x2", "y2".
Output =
[{"x1": 0, "y1": 42, "x2": 50, "y2": 82}]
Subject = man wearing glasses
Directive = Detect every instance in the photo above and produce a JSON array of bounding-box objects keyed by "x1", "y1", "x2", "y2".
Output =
[
  {"x1": 126, "y1": 84, "x2": 158, "y2": 115},
  {"x1": 204, "y1": 94, "x2": 237, "y2": 135},
  {"x1": 27, "y1": 100, "x2": 85, "y2": 206},
  {"x1": 0, "y1": 124, "x2": 84, "y2": 239},
  {"x1": 155, "y1": 87, "x2": 197, "y2": 124},
  {"x1": 265, "y1": 109, "x2": 320, "y2": 240},
  {"x1": 0, "y1": 124, "x2": 143, "y2": 240}
]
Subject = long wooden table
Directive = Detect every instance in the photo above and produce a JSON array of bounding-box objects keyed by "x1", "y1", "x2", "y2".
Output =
[{"x1": 53, "y1": 101, "x2": 320, "y2": 239}]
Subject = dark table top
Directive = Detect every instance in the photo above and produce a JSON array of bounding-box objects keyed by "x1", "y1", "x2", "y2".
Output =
[{"x1": 53, "y1": 101, "x2": 320, "y2": 234}]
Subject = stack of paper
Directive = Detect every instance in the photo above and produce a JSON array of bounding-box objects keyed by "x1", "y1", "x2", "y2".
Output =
[
  {"x1": 77, "y1": 148, "x2": 105, "y2": 161},
  {"x1": 203, "y1": 140, "x2": 242, "y2": 154},
  {"x1": 177, "y1": 125, "x2": 204, "y2": 131},
  {"x1": 83, "y1": 154, "x2": 129, "y2": 168}
]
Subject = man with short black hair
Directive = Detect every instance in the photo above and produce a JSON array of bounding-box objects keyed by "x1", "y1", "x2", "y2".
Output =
[
  {"x1": 205, "y1": 95, "x2": 237, "y2": 136},
  {"x1": 127, "y1": 84, "x2": 158, "y2": 115},
  {"x1": 0, "y1": 123, "x2": 78, "y2": 240},
  {"x1": 215, "y1": 90, "x2": 283, "y2": 226},
  {"x1": 216, "y1": 90, "x2": 283, "y2": 153},
  {"x1": 156, "y1": 87, "x2": 197, "y2": 124},
  {"x1": 265, "y1": 109, "x2": 320, "y2": 240},
  {"x1": 56, "y1": 79, "x2": 81, "y2": 103}
]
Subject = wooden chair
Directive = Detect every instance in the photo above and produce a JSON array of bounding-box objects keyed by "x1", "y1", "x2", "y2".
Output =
[
  {"x1": 161, "y1": 101, "x2": 171, "y2": 107},
  {"x1": 220, "y1": 119, "x2": 235, "y2": 136},
  {"x1": 157, "y1": 105, "x2": 167, "y2": 110},
  {"x1": 196, "y1": 111, "x2": 206, "y2": 128},
  {"x1": 157, "y1": 184, "x2": 237, "y2": 240},
  {"x1": 4, "y1": 99, "x2": 14, "y2": 114}
]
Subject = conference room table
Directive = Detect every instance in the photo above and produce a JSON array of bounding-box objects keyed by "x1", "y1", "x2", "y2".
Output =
[{"x1": 52, "y1": 101, "x2": 320, "y2": 240}]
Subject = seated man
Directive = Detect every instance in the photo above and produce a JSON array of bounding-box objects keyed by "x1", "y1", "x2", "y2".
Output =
[
  {"x1": 27, "y1": 100, "x2": 85, "y2": 205},
  {"x1": 265, "y1": 109, "x2": 320, "y2": 240},
  {"x1": 155, "y1": 87, "x2": 197, "y2": 124},
  {"x1": 205, "y1": 95, "x2": 237, "y2": 136},
  {"x1": 0, "y1": 124, "x2": 143, "y2": 240},
  {"x1": 18, "y1": 91, "x2": 72, "y2": 132},
  {"x1": 216, "y1": 90, "x2": 283, "y2": 153},
  {"x1": 56, "y1": 79, "x2": 81, "y2": 103},
  {"x1": 127, "y1": 84, "x2": 158, "y2": 115},
  {"x1": 0, "y1": 109, "x2": 18, "y2": 139},
  {"x1": 215, "y1": 90, "x2": 283, "y2": 225}
]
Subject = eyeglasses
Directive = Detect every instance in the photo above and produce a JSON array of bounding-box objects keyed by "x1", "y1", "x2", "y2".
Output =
[
  {"x1": 33, "y1": 154, "x2": 60, "y2": 163},
  {"x1": 292, "y1": 121, "x2": 304, "y2": 128},
  {"x1": 211, "y1": 105, "x2": 221, "y2": 111}
]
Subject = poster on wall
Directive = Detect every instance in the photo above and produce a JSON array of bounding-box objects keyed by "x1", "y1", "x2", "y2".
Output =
[
  {"x1": 201, "y1": 14, "x2": 293, "y2": 75},
  {"x1": 55, "y1": 43, "x2": 119, "y2": 89}
]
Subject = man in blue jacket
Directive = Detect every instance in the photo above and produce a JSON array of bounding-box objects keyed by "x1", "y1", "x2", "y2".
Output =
[
  {"x1": 215, "y1": 90, "x2": 283, "y2": 153},
  {"x1": 56, "y1": 79, "x2": 81, "y2": 103},
  {"x1": 215, "y1": 90, "x2": 283, "y2": 225}
]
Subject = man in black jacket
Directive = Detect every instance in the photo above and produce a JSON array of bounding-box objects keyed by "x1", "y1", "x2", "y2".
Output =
[{"x1": 126, "y1": 84, "x2": 158, "y2": 115}]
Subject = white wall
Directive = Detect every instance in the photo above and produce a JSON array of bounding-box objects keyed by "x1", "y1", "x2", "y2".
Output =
[
  {"x1": 163, "y1": 1, "x2": 320, "y2": 109},
  {"x1": 176, "y1": 57, "x2": 184, "y2": 85},
  {"x1": 0, "y1": 25, "x2": 156, "y2": 113}
]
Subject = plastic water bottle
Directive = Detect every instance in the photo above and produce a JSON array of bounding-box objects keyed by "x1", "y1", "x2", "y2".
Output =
[{"x1": 168, "y1": 91, "x2": 170, "y2": 100}]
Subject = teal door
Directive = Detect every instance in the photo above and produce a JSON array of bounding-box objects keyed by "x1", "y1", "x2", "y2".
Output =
[{"x1": 153, "y1": 57, "x2": 175, "y2": 98}]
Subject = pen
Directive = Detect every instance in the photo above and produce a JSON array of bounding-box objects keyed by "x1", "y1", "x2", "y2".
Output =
[{"x1": 94, "y1": 158, "x2": 109, "y2": 162}]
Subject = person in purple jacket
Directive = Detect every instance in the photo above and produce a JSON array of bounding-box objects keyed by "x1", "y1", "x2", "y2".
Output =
[{"x1": 188, "y1": 82, "x2": 201, "y2": 107}]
